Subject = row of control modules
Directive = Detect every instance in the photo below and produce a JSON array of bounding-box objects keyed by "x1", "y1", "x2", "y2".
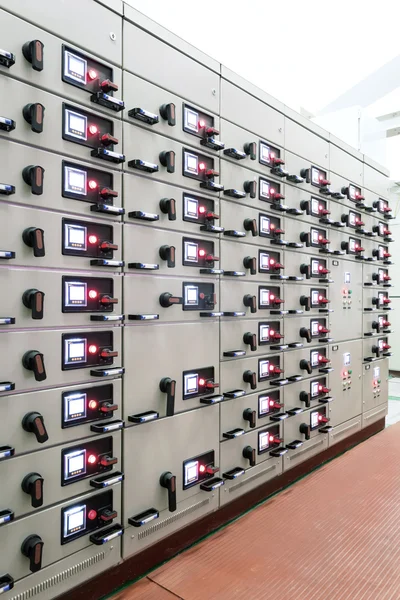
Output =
[{"x1": 0, "y1": 1, "x2": 392, "y2": 598}]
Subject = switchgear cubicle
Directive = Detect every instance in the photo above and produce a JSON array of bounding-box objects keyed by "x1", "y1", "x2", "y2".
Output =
[{"x1": 0, "y1": 0, "x2": 392, "y2": 598}]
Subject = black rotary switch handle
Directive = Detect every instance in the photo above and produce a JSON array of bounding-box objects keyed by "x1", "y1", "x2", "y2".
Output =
[
  {"x1": 159, "y1": 245, "x2": 176, "y2": 268},
  {"x1": 299, "y1": 391, "x2": 311, "y2": 408},
  {"x1": 159, "y1": 377, "x2": 175, "y2": 416},
  {"x1": 243, "y1": 180, "x2": 257, "y2": 198},
  {"x1": 243, "y1": 218, "x2": 258, "y2": 237},
  {"x1": 243, "y1": 370, "x2": 257, "y2": 390},
  {"x1": 159, "y1": 198, "x2": 176, "y2": 221},
  {"x1": 23, "y1": 103, "x2": 45, "y2": 133},
  {"x1": 243, "y1": 294, "x2": 257, "y2": 314},
  {"x1": 21, "y1": 472, "x2": 44, "y2": 508},
  {"x1": 300, "y1": 327, "x2": 312, "y2": 343},
  {"x1": 242, "y1": 445, "x2": 256, "y2": 466},
  {"x1": 300, "y1": 359, "x2": 312, "y2": 375},
  {"x1": 159, "y1": 150, "x2": 175, "y2": 173},
  {"x1": 300, "y1": 264, "x2": 311, "y2": 279},
  {"x1": 160, "y1": 471, "x2": 177, "y2": 512},
  {"x1": 22, "y1": 40, "x2": 44, "y2": 71},
  {"x1": 243, "y1": 332, "x2": 257, "y2": 351},
  {"x1": 22, "y1": 412, "x2": 48, "y2": 443},
  {"x1": 159, "y1": 293, "x2": 183, "y2": 308},
  {"x1": 159, "y1": 103, "x2": 176, "y2": 126},
  {"x1": 300, "y1": 295, "x2": 311, "y2": 312},
  {"x1": 22, "y1": 227, "x2": 45, "y2": 257},
  {"x1": 299, "y1": 423, "x2": 311, "y2": 441},
  {"x1": 22, "y1": 350, "x2": 47, "y2": 382},
  {"x1": 21, "y1": 535, "x2": 44, "y2": 573},
  {"x1": 243, "y1": 409, "x2": 256, "y2": 428},
  {"x1": 22, "y1": 289, "x2": 45, "y2": 320},
  {"x1": 22, "y1": 165, "x2": 45, "y2": 195},
  {"x1": 244, "y1": 142, "x2": 257, "y2": 160},
  {"x1": 243, "y1": 256, "x2": 257, "y2": 275}
]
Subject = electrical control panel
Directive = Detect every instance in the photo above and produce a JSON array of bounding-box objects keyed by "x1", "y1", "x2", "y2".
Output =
[{"x1": 0, "y1": 1, "x2": 391, "y2": 599}]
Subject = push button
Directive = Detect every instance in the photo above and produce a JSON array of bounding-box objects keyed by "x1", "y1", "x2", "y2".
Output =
[
  {"x1": 22, "y1": 412, "x2": 48, "y2": 444},
  {"x1": 22, "y1": 227, "x2": 45, "y2": 257},
  {"x1": 160, "y1": 472, "x2": 177, "y2": 512},
  {"x1": 21, "y1": 535, "x2": 44, "y2": 573},
  {"x1": 22, "y1": 40, "x2": 44, "y2": 71},
  {"x1": 23, "y1": 103, "x2": 45, "y2": 133},
  {"x1": 22, "y1": 350, "x2": 47, "y2": 382},
  {"x1": 21, "y1": 473, "x2": 44, "y2": 508},
  {"x1": 22, "y1": 165, "x2": 45, "y2": 195},
  {"x1": 22, "y1": 289, "x2": 45, "y2": 320}
]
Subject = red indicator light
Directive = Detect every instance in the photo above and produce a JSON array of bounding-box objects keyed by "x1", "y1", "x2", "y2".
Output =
[
  {"x1": 88, "y1": 399, "x2": 98, "y2": 410},
  {"x1": 319, "y1": 205, "x2": 324, "y2": 210},
  {"x1": 319, "y1": 295, "x2": 323, "y2": 301},
  {"x1": 199, "y1": 119, "x2": 206, "y2": 128},
  {"x1": 199, "y1": 249, "x2": 206, "y2": 257},
  {"x1": 318, "y1": 355, "x2": 323, "y2": 360},
  {"x1": 270, "y1": 258, "x2": 275, "y2": 265},
  {"x1": 88, "y1": 69, "x2": 98, "y2": 80},
  {"x1": 88, "y1": 454, "x2": 97, "y2": 464},
  {"x1": 269, "y1": 435, "x2": 275, "y2": 442},
  {"x1": 270, "y1": 152, "x2": 275, "y2": 159},
  {"x1": 199, "y1": 162, "x2": 206, "y2": 171},
  {"x1": 319, "y1": 235, "x2": 323, "y2": 241},
  {"x1": 269, "y1": 364, "x2": 274, "y2": 371},
  {"x1": 270, "y1": 224, "x2": 275, "y2": 230},
  {"x1": 318, "y1": 415, "x2": 323, "y2": 421},
  {"x1": 319, "y1": 175, "x2": 324, "y2": 181},
  {"x1": 318, "y1": 385, "x2": 323, "y2": 391},
  {"x1": 270, "y1": 294, "x2": 275, "y2": 300},
  {"x1": 89, "y1": 124, "x2": 99, "y2": 136},
  {"x1": 88, "y1": 344, "x2": 98, "y2": 355},
  {"x1": 319, "y1": 265, "x2": 323, "y2": 271},
  {"x1": 270, "y1": 188, "x2": 275, "y2": 195},
  {"x1": 88, "y1": 179, "x2": 98, "y2": 190},
  {"x1": 270, "y1": 330, "x2": 275, "y2": 336},
  {"x1": 88, "y1": 289, "x2": 98, "y2": 300},
  {"x1": 269, "y1": 400, "x2": 274, "y2": 406},
  {"x1": 88, "y1": 509, "x2": 97, "y2": 521},
  {"x1": 199, "y1": 378, "x2": 205, "y2": 386},
  {"x1": 199, "y1": 206, "x2": 206, "y2": 214},
  {"x1": 88, "y1": 234, "x2": 98, "y2": 245},
  {"x1": 318, "y1": 325, "x2": 323, "y2": 331},
  {"x1": 199, "y1": 465, "x2": 206, "y2": 473}
]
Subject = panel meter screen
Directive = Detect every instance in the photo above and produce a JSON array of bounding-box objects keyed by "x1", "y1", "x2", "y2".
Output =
[
  {"x1": 349, "y1": 212, "x2": 356, "y2": 227},
  {"x1": 184, "y1": 152, "x2": 198, "y2": 175},
  {"x1": 311, "y1": 168, "x2": 320, "y2": 185},
  {"x1": 311, "y1": 198, "x2": 320, "y2": 214},
  {"x1": 258, "y1": 395, "x2": 270, "y2": 415},
  {"x1": 64, "y1": 166, "x2": 87, "y2": 196},
  {"x1": 260, "y1": 143, "x2": 270, "y2": 163},
  {"x1": 64, "y1": 338, "x2": 87, "y2": 365},
  {"x1": 184, "y1": 461, "x2": 199, "y2": 486},
  {"x1": 374, "y1": 367, "x2": 380, "y2": 379},
  {"x1": 64, "y1": 223, "x2": 87, "y2": 251},
  {"x1": 260, "y1": 216, "x2": 270, "y2": 235},
  {"x1": 184, "y1": 373, "x2": 198, "y2": 395},
  {"x1": 344, "y1": 272, "x2": 351, "y2": 284},
  {"x1": 310, "y1": 410, "x2": 320, "y2": 429},
  {"x1": 311, "y1": 260, "x2": 320, "y2": 275},
  {"x1": 64, "y1": 393, "x2": 87, "y2": 422},
  {"x1": 259, "y1": 360, "x2": 270, "y2": 379},
  {"x1": 258, "y1": 430, "x2": 270, "y2": 453},
  {"x1": 184, "y1": 242, "x2": 198, "y2": 262},
  {"x1": 260, "y1": 253, "x2": 270, "y2": 270},
  {"x1": 311, "y1": 381, "x2": 320, "y2": 397},
  {"x1": 260, "y1": 180, "x2": 270, "y2": 198},
  {"x1": 65, "y1": 109, "x2": 87, "y2": 141},
  {"x1": 184, "y1": 196, "x2": 198, "y2": 218},
  {"x1": 311, "y1": 321, "x2": 320, "y2": 336},
  {"x1": 64, "y1": 51, "x2": 87, "y2": 84},
  {"x1": 184, "y1": 108, "x2": 198, "y2": 133},
  {"x1": 349, "y1": 238, "x2": 356, "y2": 252},
  {"x1": 64, "y1": 449, "x2": 86, "y2": 480},
  {"x1": 259, "y1": 325, "x2": 270, "y2": 342},
  {"x1": 185, "y1": 286, "x2": 198, "y2": 306},
  {"x1": 311, "y1": 351, "x2": 319, "y2": 367},
  {"x1": 63, "y1": 505, "x2": 86, "y2": 538},
  {"x1": 311, "y1": 229, "x2": 320, "y2": 244},
  {"x1": 259, "y1": 289, "x2": 270, "y2": 307},
  {"x1": 65, "y1": 281, "x2": 87, "y2": 307},
  {"x1": 343, "y1": 353, "x2": 351, "y2": 366},
  {"x1": 311, "y1": 291, "x2": 320, "y2": 305}
]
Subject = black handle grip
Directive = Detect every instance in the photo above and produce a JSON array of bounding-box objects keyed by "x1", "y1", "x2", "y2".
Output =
[
  {"x1": 160, "y1": 378, "x2": 176, "y2": 416},
  {"x1": 159, "y1": 245, "x2": 176, "y2": 268},
  {"x1": 22, "y1": 40, "x2": 44, "y2": 71},
  {"x1": 21, "y1": 535, "x2": 44, "y2": 573},
  {"x1": 22, "y1": 412, "x2": 48, "y2": 443},
  {"x1": 23, "y1": 103, "x2": 45, "y2": 133},
  {"x1": 22, "y1": 165, "x2": 45, "y2": 195},
  {"x1": 22, "y1": 350, "x2": 46, "y2": 382},
  {"x1": 159, "y1": 150, "x2": 175, "y2": 173},
  {"x1": 160, "y1": 471, "x2": 177, "y2": 512},
  {"x1": 22, "y1": 288, "x2": 45, "y2": 319},
  {"x1": 159, "y1": 103, "x2": 176, "y2": 126}
]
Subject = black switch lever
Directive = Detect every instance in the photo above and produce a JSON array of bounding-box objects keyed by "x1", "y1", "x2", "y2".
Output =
[
  {"x1": 22, "y1": 40, "x2": 44, "y2": 71},
  {"x1": 244, "y1": 180, "x2": 257, "y2": 198},
  {"x1": 159, "y1": 103, "x2": 176, "y2": 126},
  {"x1": 300, "y1": 295, "x2": 311, "y2": 312},
  {"x1": 159, "y1": 245, "x2": 176, "y2": 268},
  {"x1": 22, "y1": 350, "x2": 46, "y2": 382},
  {"x1": 159, "y1": 150, "x2": 175, "y2": 173},
  {"x1": 21, "y1": 472, "x2": 44, "y2": 508},
  {"x1": 243, "y1": 294, "x2": 257, "y2": 313},
  {"x1": 22, "y1": 289, "x2": 45, "y2": 320},
  {"x1": 243, "y1": 256, "x2": 257, "y2": 275},
  {"x1": 300, "y1": 359, "x2": 312, "y2": 375},
  {"x1": 299, "y1": 391, "x2": 311, "y2": 408},
  {"x1": 22, "y1": 165, "x2": 45, "y2": 195},
  {"x1": 160, "y1": 471, "x2": 177, "y2": 512},
  {"x1": 243, "y1": 370, "x2": 257, "y2": 390},
  {"x1": 21, "y1": 535, "x2": 44, "y2": 573},
  {"x1": 300, "y1": 264, "x2": 311, "y2": 279},
  {"x1": 159, "y1": 377, "x2": 176, "y2": 416},
  {"x1": 300, "y1": 327, "x2": 312, "y2": 343},
  {"x1": 299, "y1": 423, "x2": 311, "y2": 440},
  {"x1": 159, "y1": 293, "x2": 183, "y2": 308},
  {"x1": 243, "y1": 332, "x2": 257, "y2": 351},
  {"x1": 244, "y1": 142, "x2": 257, "y2": 160},
  {"x1": 159, "y1": 197, "x2": 176, "y2": 221},
  {"x1": 23, "y1": 103, "x2": 45, "y2": 133},
  {"x1": 22, "y1": 412, "x2": 49, "y2": 444},
  {"x1": 242, "y1": 445, "x2": 256, "y2": 466},
  {"x1": 244, "y1": 218, "x2": 258, "y2": 237},
  {"x1": 22, "y1": 227, "x2": 45, "y2": 257},
  {"x1": 243, "y1": 409, "x2": 256, "y2": 429}
]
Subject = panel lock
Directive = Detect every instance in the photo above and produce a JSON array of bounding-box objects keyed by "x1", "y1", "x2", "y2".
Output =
[
  {"x1": 21, "y1": 535, "x2": 44, "y2": 573},
  {"x1": 159, "y1": 198, "x2": 176, "y2": 221},
  {"x1": 160, "y1": 471, "x2": 176, "y2": 512},
  {"x1": 22, "y1": 40, "x2": 44, "y2": 71},
  {"x1": 22, "y1": 412, "x2": 49, "y2": 443},
  {"x1": 159, "y1": 245, "x2": 176, "y2": 268},
  {"x1": 22, "y1": 289, "x2": 45, "y2": 320},
  {"x1": 22, "y1": 351, "x2": 46, "y2": 382},
  {"x1": 22, "y1": 228, "x2": 45, "y2": 257},
  {"x1": 23, "y1": 103, "x2": 45, "y2": 133},
  {"x1": 22, "y1": 165, "x2": 45, "y2": 195}
]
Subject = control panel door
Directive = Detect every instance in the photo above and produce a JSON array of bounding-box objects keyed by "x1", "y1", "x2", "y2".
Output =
[{"x1": 328, "y1": 340, "x2": 363, "y2": 425}]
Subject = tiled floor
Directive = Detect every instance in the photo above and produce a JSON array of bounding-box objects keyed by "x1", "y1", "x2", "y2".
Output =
[{"x1": 110, "y1": 420, "x2": 400, "y2": 600}]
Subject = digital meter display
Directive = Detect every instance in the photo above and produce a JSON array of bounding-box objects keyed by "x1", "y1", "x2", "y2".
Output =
[
  {"x1": 311, "y1": 321, "x2": 320, "y2": 336},
  {"x1": 64, "y1": 449, "x2": 86, "y2": 480},
  {"x1": 184, "y1": 196, "x2": 198, "y2": 218},
  {"x1": 65, "y1": 109, "x2": 87, "y2": 141},
  {"x1": 184, "y1": 108, "x2": 198, "y2": 133},
  {"x1": 64, "y1": 51, "x2": 87, "y2": 84},
  {"x1": 260, "y1": 253, "x2": 270, "y2": 270},
  {"x1": 64, "y1": 393, "x2": 87, "y2": 422},
  {"x1": 311, "y1": 351, "x2": 319, "y2": 367},
  {"x1": 259, "y1": 325, "x2": 270, "y2": 342},
  {"x1": 260, "y1": 216, "x2": 270, "y2": 234},
  {"x1": 311, "y1": 168, "x2": 320, "y2": 185},
  {"x1": 184, "y1": 373, "x2": 198, "y2": 395},
  {"x1": 260, "y1": 143, "x2": 271, "y2": 163},
  {"x1": 64, "y1": 223, "x2": 87, "y2": 251},
  {"x1": 63, "y1": 505, "x2": 86, "y2": 538},
  {"x1": 259, "y1": 360, "x2": 270, "y2": 379},
  {"x1": 311, "y1": 381, "x2": 320, "y2": 397},
  {"x1": 184, "y1": 461, "x2": 199, "y2": 486},
  {"x1": 258, "y1": 430, "x2": 270, "y2": 453},
  {"x1": 259, "y1": 289, "x2": 270, "y2": 306},
  {"x1": 64, "y1": 166, "x2": 87, "y2": 196},
  {"x1": 65, "y1": 281, "x2": 87, "y2": 307},
  {"x1": 64, "y1": 338, "x2": 87, "y2": 365},
  {"x1": 260, "y1": 180, "x2": 270, "y2": 198},
  {"x1": 184, "y1": 152, "x2": 198, "y2": 175},
  {"x1": 185, "y1": 286, "x2": 198, "y2": 305},
  {"x1": 311, "y1": 229, "x2": 320, "y2": 244},
  {"x1": 184, "y1": 242, "x2": 198, "y2": 262},
  {"x1": 311, "y1": 260, "x2": 320, "y2": 275},
  {"x1": 310, "y1": 410, "x2": 320, "y2": 429}
]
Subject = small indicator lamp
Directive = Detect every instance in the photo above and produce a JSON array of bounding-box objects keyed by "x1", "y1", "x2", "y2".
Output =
[
  {"x1": 199, "y1": 162, "x2": 206, "y2": 171},
  {"x1": 88, "y1": 344, "x2": 98, "y2": 355},
  {"x1": 270, "y1": 294, "x2": 275, "y2": 300},
  {"x1": 199, "y1": 249, "x2": 206, "y2": 257},
  {"x1": 270, "y1": 330, "x2": 275, "y2": 336},
  {"x1": 270, "y1": 152, "x2": 275, "y2": 159},
  {"x1": 88, "y1": 454, "x2": 97, "y2": 464},
  {"x1": 319, "y1": 295, "x2": 323, "y2": 301},
  {"x1": 270, "y1": 258, "x2": 275, "y2": 265},
  {"x1": 319, "y1": 205, "x2": 324, "y2": 210},
  {"x1": 318, "y1": 415, "x2": 323, "y2": 421},
  {"x1": 88, "y1": 509, "x2": 97, "y2": 520},
  {"x1": 88, "y1": 399, "x2": 98, "y2": 410},
  {"x1": 88, "y1": 69, "x2": 98, "y2": 80},
  {"x1": 270, "y1": 188, "x2": 275, "y2": 195},
  {"x1": 199, "y1": 378, "x2": 205, "y2": 386},
  {"x1": 88, "y1": 179, "x2": 98, "y2": 190},
  {"x1": 319, "y1": 175, "x2": 324, "y2": 181},
  {"x1": 88, "y1": 234, "x2": 98, "y2": 245},
  {"x1": 269, "y1": 364, "x2": 274, "y2": 371},
  {"x1": 319, "y1": 235, "x2": 323, "y2": 241},
  {"x1": 318, "y1": 325, "x2": 323, "y2": 331},
  {"x1": 319, "y1": 265, "x2": 323, "y2": 271},
  {"x1": 270, "y1": 224, "x2": 275, "y2": 230},
  {"x1": 88, "y1": 289, "x2": 98, "y2": 300},
  {"x1": 269, "y1": 435, "x2": 275, "y2": 442},
  {"x1": 319, "y1": 385, "x2": 323, "y2": 391},
  {"x1": 199, "y1": 465, "x2": 206, "y2": 473},
  {"x1": 88, "y1": 124, "x2": 99, "y2": 136},
  {"x1": 199, "y1": 119, "x2": 206, "y2": 128},
  {"x1": 199, "y1": 206, "x2": 206, "y2": 214}
]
